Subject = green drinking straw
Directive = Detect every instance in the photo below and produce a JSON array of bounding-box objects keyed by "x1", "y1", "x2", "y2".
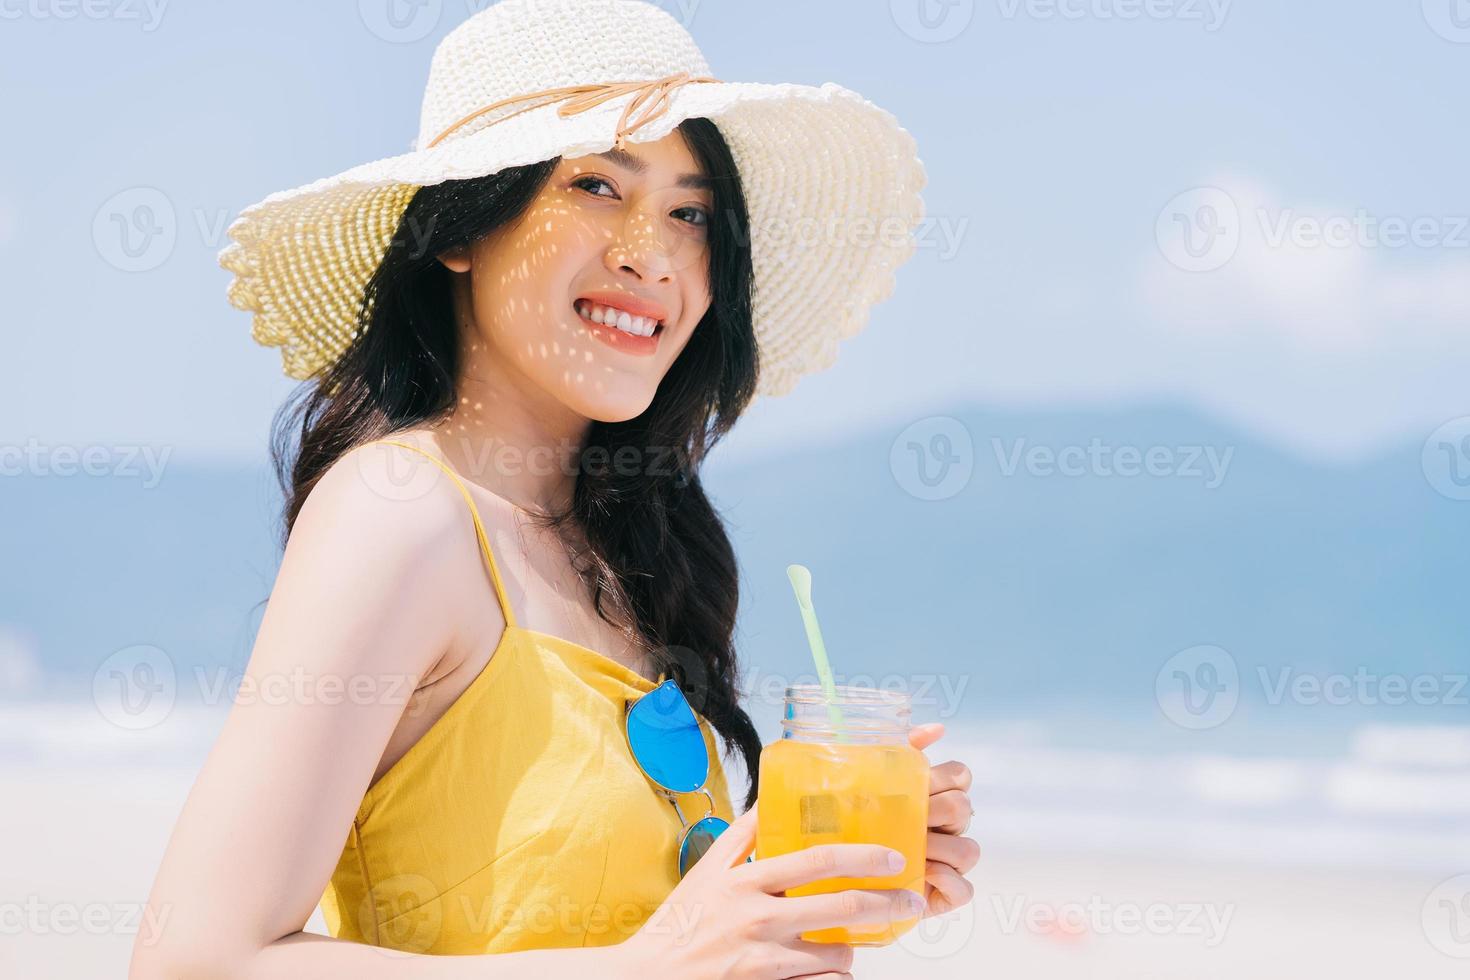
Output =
[{"x1": 786, "y1": 564, "x2": 850, "y2": 744}]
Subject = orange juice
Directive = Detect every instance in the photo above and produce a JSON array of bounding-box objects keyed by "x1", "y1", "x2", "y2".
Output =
[{"x1": 754, "y1": 686, "x2": 929, "y2": 945}]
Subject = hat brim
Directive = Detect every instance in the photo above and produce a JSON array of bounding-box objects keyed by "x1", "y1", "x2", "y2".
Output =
[{"x1": 218, "y1": 80, "x2": 926, "y2": 398}]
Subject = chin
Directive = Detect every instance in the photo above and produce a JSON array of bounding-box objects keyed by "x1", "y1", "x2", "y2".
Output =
[{"x1": 564, "y1": 382, "x2": 658, "y2": 425}]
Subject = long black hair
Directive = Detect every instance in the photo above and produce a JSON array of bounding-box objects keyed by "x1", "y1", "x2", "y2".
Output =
[{"x1": 268, "y1": 117, "x2": 765, "y2": 809}]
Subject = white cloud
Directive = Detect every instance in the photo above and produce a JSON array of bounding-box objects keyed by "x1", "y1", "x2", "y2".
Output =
[
  {"x1": 1143, "y1": 175, "x2": 1470, "y2": 350},
  {"x1": 1133, "y1": 175, "x2": 1470, "y2": 459}
]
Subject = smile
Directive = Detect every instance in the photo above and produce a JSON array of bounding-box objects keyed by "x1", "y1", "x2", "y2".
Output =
[
  {"x1": 572, "y1": 297, "x2": 666, "y2": 358},
  {"x1": 573, "y1": 299, "x2": 664, "y2": 338}
]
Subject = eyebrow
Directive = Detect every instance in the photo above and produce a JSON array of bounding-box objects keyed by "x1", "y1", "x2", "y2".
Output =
[{"x1": 594, "y1": 147, "x2": 714, "y2": 191}]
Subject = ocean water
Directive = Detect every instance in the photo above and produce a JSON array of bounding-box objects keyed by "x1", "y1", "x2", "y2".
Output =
[{"x1": 5, "y1": 690, "x2": 1465, "y2": 878}]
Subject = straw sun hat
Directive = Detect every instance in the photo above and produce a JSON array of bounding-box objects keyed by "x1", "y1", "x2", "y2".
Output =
[{"x1": 218, "y1": 0, "x2": 926, "y2": 398}]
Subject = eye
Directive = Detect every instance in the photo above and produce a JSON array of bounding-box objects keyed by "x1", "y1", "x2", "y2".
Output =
[
  {"x1": 673, "y1": 206, "x2": 709, "y2": 229},
  {"x1": 572, "y1": 175, "x2": 618, "y2": 198}
]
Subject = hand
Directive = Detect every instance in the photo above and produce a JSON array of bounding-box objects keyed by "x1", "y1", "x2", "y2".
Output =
[
  {"x1": 907, "y1": 721, "x2": 981, "y2": 918},
  {"x1": 619, "y1": 803, "x2": 926, "y2": 979}
]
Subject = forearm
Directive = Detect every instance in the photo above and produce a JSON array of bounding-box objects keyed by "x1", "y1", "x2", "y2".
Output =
[{"x1": 135, "y1": 930, "x2": 637, "y2": 980}]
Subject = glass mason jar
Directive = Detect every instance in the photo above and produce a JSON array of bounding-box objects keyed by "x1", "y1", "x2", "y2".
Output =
[{"x1": 754, "y1": 685, "x2": 929, "y2": 946}]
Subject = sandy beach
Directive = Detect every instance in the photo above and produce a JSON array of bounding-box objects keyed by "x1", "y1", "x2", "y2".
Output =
[{"x1": 5, "y1": 755, "x2": 1464, "y2": 979}]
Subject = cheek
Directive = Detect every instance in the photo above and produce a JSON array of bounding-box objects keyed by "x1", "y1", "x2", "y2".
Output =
[{"x1": 470, "y1": 204, "x2": 605, "y2": 340}]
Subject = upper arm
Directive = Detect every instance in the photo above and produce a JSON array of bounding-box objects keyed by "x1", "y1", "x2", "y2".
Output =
[{"x1": 134, "y1": 443, "x2": 471, "y2": 968}]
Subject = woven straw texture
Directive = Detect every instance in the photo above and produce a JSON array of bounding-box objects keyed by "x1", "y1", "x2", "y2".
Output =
[{"x1": 217, "y1": 0, "x2": 927, "y2": 398}]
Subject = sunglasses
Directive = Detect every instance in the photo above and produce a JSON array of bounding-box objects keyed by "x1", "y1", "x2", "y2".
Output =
[{"x1": 623, "y1": 679, "x2": 734, "y2": 878}]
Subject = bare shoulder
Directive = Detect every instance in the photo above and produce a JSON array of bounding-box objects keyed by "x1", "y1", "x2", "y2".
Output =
[
  {"x1": 298, "y1": 432, "x2": 473, "y2": 552},
  {"x1": 278, "y1": 432, "x2": 484, "y2": 680}
]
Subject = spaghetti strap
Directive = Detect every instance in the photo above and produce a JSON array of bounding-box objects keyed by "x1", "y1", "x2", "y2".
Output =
[{"x1": 365, "y1": 439, "x2": 518, "y2": 630}]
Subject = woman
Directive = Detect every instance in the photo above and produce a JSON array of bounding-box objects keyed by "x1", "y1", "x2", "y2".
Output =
[{"x1": 133, "y1": 1, "x2": 978, "y2": 977}]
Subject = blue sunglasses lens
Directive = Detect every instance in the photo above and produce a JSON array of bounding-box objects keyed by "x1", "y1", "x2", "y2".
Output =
[
  {"x1": 626, "y1": 680, "x2": 710, "y2": 794},
  {"x1": 678, "y1": 815, "x2": 729, "y2": 877}
]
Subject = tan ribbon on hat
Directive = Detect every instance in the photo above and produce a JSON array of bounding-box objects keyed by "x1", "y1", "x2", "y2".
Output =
[{"x1": 425, "y1": 70, "x2": 722, "y2": 151}]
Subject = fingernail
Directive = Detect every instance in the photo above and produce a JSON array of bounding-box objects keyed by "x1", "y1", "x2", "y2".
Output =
[
  {"x1": 887, "y1": 850, "x2": 906, "y2": 873},
  {"x1": 905, "y1": 891, "x2": 926, "y2": 915}
]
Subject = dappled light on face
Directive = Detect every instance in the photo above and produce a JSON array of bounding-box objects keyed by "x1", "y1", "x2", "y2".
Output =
[{"x1": 455, "y1": 129, "x2": 715, "y2": 423}]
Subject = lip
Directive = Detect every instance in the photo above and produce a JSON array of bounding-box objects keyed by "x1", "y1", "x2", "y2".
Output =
[
  {"x1": 574, "y1": 289, "x2": 671, "y2": 325},
  {"x1": 574, "y1": 303, "x2": 662, "y2": 358}
]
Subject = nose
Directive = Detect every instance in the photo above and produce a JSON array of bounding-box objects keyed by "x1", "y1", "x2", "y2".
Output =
[{"x1": 603, "y1": 204, "x2": 677, "y2": 284}]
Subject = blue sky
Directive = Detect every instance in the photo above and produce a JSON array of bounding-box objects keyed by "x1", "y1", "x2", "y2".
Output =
[{"x1": 2, "y1": 0, "x2": 1466, "y2": 463}]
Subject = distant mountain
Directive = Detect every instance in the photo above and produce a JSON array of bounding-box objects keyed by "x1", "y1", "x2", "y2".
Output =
[
  {"x1": 705, "y1": 404, "x2": 1469, "y2": 742},
  {"x1": 5, "y1": 404, "x2": 1466, "y2": 743}
]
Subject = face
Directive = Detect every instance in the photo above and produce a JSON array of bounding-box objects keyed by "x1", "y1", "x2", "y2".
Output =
[{"x1": 438, "y1": 129, "x2": 715, "y2": 423}]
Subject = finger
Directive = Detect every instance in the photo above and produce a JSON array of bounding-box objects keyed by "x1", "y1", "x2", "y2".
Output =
[
  {"x1": 749, "y1": 842, "x2": 908, "y2": 894},
  {"x1": 927, "y1": 759, "x2": 973, "y2": 795},
  {"x1": 703, "y1": 803, "x2": 758, "y2": 870},
  {"x1": 782, "y1": 887, "x2": 927, "y2": 933},
  {"x1": 929, "y1": 788, "x2": 973, "y2": 834},
  {"x1": 907, "y1": 722, "x2": 945, "y2": 752},
  {"x1": 925, "y1": 827, "x2": 982, "y2": 875},
  {"x1": 768, "y1": 939, "x2": 854, "y2": 978},
  {"x1": 922, "y1": 860, "x2": 975, "y2": 917}
]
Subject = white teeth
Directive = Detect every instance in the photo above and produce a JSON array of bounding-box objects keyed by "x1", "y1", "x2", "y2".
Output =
[{"x1": 577, "y1": 302, "x2": 659, "y2": 337}]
